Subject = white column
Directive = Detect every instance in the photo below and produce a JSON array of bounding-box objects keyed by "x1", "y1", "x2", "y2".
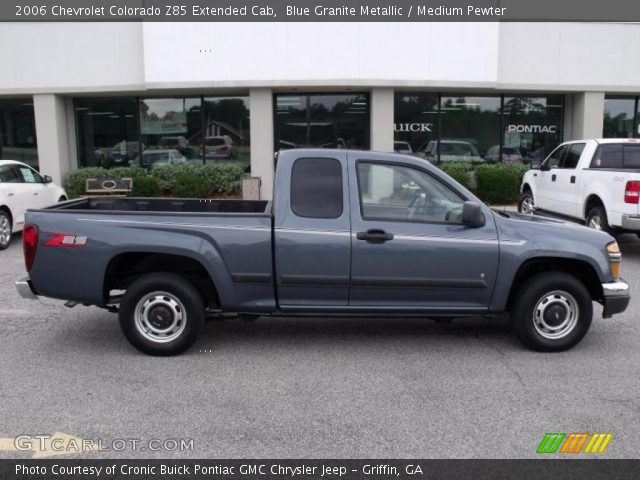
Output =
[
  {"x1": 33, "y1": 94, "x2": 72, "y2": 185},
  {"x1": 570, "y1": 92, "x2": 605, "y2": 140},
  {"x1": 370, "y1": 87, "x2": 394, "y2": 152},
  {"x1": 249, "y1": 88, "x2": 274, "y2": 200}
]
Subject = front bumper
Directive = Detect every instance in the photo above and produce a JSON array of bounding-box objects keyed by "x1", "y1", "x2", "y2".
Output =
[
  {"x1": 15, "y1": 278, "x2": 38, "y2": 300},
  {"x1": 602, "y1": 278, "x2": 630, "y2": 318}
]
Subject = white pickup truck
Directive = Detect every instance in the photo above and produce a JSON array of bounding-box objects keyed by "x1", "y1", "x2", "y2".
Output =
[{"x1": 519, "y1": 138, "x2": 640, "y2": 236}]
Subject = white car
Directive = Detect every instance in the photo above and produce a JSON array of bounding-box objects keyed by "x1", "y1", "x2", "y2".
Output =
[
  {"x1": 131, "y1": 149, "x2": 187, "y2": 168},
  {"x1": 519, "y1": 138, "x2": 640, "y2": 236},
  {"x1": 418, "y1": 140, "x2": 484, "y2": 164},
  {"x1": 0, "y1": 160, "x2": 67, "y2": 249}
]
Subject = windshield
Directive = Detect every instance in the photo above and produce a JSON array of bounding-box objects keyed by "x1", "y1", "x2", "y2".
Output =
[{"x1": 206, "y1": 138, "x2": 226, "y2": 146}]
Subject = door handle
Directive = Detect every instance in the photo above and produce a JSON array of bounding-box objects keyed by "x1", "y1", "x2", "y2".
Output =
[
  {"x1": 570, "y1": 176, "x2": 576, "y2": 184},
  {"x1": 7, "y1": 193, "x2": 14, "y2": 197},
  {"x1": 356, "y1": 229, "x2": 394, "y2": 244},
  {"x1": 33, "y1": 192, "x2": 39, "y2": 196},
  {"x1": 551, "y1": 174, "x2": 557, "y2": 182}
]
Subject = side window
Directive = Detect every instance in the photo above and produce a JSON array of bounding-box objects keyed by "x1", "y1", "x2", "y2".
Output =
[
  {"x1": 290, "y1": 158, "x2": 343, "y2": 219},
  {"x1": 623, "y1": 145, "x2": 640, "y2": 168},
  {"x1": 543, "y1": 145, "x2": 568, "y2": 169},
  {"x1": 591, "y1": 145, "x2": 623, "y2": 169},
  {"x1": 357, "y1": 162, "x2": 465, "y2": 224},
  {"x1": 0, "y1": 166, "x2": 21, "y2": 183},
  {"x1": 561, "y1": 143, "x2": 585, "y2": 169},
  {"x1": 18, "y1": 166, "x2": 43, "y2": 184}
]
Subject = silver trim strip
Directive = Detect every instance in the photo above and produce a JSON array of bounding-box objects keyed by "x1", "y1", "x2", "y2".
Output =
[
  {"x1": 78, "y1": 218, "x2": 270, "y2": 232},
  {"x1": 15, "y1": 279, "x2": 38, "y2": 300},
  {"x1": 602, "y1": 279, "x2": 629, "y2": 295}
]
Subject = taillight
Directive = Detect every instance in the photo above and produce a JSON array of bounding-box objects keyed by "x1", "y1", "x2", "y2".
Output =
[
  {"x1": 219, "y1": 145, "x2": 229, "y2": 151},
  {"x1": 23, "y1": 224, "x2": 38, "y2": 272},
  {"x1": 624, "y1": 181, "x2": 640, "y2": 204}
]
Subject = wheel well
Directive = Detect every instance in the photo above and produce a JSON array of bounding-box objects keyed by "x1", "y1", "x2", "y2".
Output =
[
  {"x1": 0, "y1": 206, "x2": 12, "y2": 225},
  {"x1": 506, "y1": 257, "x2": 603, "y2": 309},
  {"x1": 59, "y1": 195, "x2": 67, "y2": 201},
  {"x1": 104, "y1": 252, "x2": 219, "y2": 307},
  {"x1": 584, "y1": 195, "x2": 604, "y2": 218},
  {"x1": 521, "y1": 183, "x2": 532, "y2": 194}
]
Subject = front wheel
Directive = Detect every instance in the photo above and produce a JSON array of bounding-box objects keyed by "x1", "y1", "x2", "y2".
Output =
[
  {"x1": 517, "y1": 190, "x2": 535, "y2": 214},
  {"x1": 0, "y1": 211, "x2": 12, "y2": 250},
  {"x1": 511, "y1": 272, "x2": 593, "y2": 352},
  {"x1": 119, "y1": 273, "x2": 205, "y2": 355}
]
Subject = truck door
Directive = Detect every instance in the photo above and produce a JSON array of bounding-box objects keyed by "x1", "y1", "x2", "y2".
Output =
[
  {"x1": 536, "y1": 144, "x2": 568, "y2": 212},
  {"x1": 551, "y1": 142, "x2": 585, "y2": 218},
  {"x1": 274, "y1": 152, "x2": 352, "y2": 308},
  {"x1": 348, "y1": 152, "x2": 499, "y2": 311}
]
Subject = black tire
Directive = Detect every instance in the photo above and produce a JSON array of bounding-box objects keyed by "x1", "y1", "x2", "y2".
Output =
[
  {"x1": 512, "y1": 272, "x2": 593, "y2": 352},
  {"x1": 586, "y1": 206, "x2": 614, "y2": 236},
  {"x1": 0, "y1": 210, "x2": 12, "y2": 250},
  {"x1": 517, "y1": 190, "x2": 535, "y2": 214},
  {"x1": 119, "y1": 273, "x2": 205, "y2": 356}
]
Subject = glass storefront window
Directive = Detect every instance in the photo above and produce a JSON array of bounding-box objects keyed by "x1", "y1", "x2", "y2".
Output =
[
  {"x1": 603, "y1": 97, "x2": 635, "y2": 138},
  {"x1": 393, "y1": 93, "x2": 438, "y2": 155},
  {"x1": 75, "y1": 97, "x2": 139, "y2": 167},
  {"x1": 0, "y1": 98, "x2": 38, "y2": 169},
  {"x1": 201, "y1": 96, "x2": 250, "y2": 171},
  {"x1": 139, "y1": 97, "x2": 202, "y2": 167},
  {"x1": 438, "y1": 96, "x2": 501, "y2": 163},
  {"x1": 275, "y1": 93, "x2": 369, "y2": 150},
  {"x1": 502, "y1": 95, "x2": 563, "y2": 165}
]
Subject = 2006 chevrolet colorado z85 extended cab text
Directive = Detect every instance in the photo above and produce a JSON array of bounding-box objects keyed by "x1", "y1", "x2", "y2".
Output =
[{"x1": 16, "y1": 149, "x2": 630, "y2": 355}]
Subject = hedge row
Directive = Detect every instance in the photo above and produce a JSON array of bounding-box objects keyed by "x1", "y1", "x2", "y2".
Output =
[
  {"x1": 63, "y1": 164, "x2": 245, "y2": 199},
  {"x1": 439, "y1": 162, "x2": 529, "y2": 204}
]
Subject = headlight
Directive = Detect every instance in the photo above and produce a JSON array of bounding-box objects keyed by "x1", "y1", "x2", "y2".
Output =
[{"x1": 607, "y1": 241, "x2": 622, "y2": 279}]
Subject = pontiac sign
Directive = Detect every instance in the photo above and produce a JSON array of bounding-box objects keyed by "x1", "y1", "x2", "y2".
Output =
[{"x1": 507, "y1": 124, "x2": 558, "y2": 133}]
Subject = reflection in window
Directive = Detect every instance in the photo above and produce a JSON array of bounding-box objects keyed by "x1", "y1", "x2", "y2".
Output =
[
  {"x1": 75, "y1": 97, "x2": 138, "y2": 168},
  {"x1": 503, "y1": 95, "x2": 563, "y2": 166},
  {"x1": 603, "y1": 97, "x2": 635, "y2": 138},
  {"x1": 394, "y1": 94, "x2": 438, "y2": 155},
  {"x1": 201, "y1": 96, "x2": 250, "y2": 171},
  {"x1": 439, "y1": 96, "x2": 500, "y2": 163},
  {"x1": 275, "y1": 93, "x2": 369, "y2": 150},
  {"x1": 139, "y1": 98, "x2": 202, "y2": 165},
  {"x1": 0, "y1": 98, "x2": 38, "y2": 169}
]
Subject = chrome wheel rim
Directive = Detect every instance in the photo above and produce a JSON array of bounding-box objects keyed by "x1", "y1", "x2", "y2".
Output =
[
  {"x1": 0, "y1": 216, "x2": 10, "y2": 247},
  {"x1": 134, "y1": 291, "x2": 187, "y2": 343},
  {"x1": 521, "y1": 196, "x2": 534, "y2": 214},
  {"x1": 588, "y1": 215, "x2": 602, "y2": 230},
  {"x1": 533, "y1": 290, "x2": 579, "y2": 339}
]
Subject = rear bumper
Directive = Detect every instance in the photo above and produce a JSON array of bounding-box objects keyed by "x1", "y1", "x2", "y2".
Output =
[
  {"x1": 15, "y1": 278, "x2": 38, "y2": 300},
  {"x1": 621, "y1": 215, "x2": 640, "y2": 231},
  {"x1": 601, "y1": 279, "x2": 630, "y2": 318}
]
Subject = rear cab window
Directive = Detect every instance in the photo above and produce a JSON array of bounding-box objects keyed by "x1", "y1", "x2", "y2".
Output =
[
  {"x1": 290, "y1": 157, "x2": 343, "y2": 218},
  {"x1": 590, "y1": 143, "x2": 640, "y2": 169}
]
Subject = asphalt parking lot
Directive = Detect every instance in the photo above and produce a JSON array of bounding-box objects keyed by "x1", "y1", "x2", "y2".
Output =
[{"x1": 0, "y1": 232, "x2": 639, "y2": 459}]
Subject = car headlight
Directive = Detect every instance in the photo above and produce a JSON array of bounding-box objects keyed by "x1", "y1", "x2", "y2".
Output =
[{"x1": 607, "y1": 241, "x2": 622, "y2": 279}]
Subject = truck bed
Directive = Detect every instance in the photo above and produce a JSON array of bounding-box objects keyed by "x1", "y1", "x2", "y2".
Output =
[{"x1": 50, "y1": 197, "x2": 270, "y2": 214}]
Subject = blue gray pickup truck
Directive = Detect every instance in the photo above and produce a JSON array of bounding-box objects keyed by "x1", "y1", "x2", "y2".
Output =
[{"x1": 16, "y1": 149, "x2": 630, "y2": 355}]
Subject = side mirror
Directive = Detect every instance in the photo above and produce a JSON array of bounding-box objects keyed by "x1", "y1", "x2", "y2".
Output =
[
  {"x1": 43, "y1": 175, "x2": 53, "y2": 184},
  {"x1": 539, "y1": 163, "x2": 550, "y2": 172},
  {"x1": 461, "y1": 201, "x2": 485, "y2": 228}
]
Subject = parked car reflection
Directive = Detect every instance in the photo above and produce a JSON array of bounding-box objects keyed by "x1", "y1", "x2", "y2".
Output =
[
  {"x1": 205, "y1": 135, "x2": 237, "y2": 160},
  {"x1": 485, "y1": 145, "x2": 524, "y2": 164},
  {"x1": 417, "y1": 140, "x2": 484, "y2": 164},
  {"x1": 131, "y1": 149, "x2": 187, "y2": 168}
]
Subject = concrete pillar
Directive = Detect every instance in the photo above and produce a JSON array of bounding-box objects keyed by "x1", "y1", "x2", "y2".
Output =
[
  {"x1": 370, "y1": 87, "x2": 394, "y2": 152},
  {"x1": 569, "y1": 92, "x2": 605, "y2": 140},
  {"x1": 249, "y1": 88, "x2": 274, "y2": 200},
  {"x1": 33, "y1": 94, "x2": 72, "y2": 185}
]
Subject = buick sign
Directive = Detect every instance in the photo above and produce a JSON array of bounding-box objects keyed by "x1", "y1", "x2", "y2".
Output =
[{"x1": 394, "y1": 123, "x2": 433, "y2": 132}]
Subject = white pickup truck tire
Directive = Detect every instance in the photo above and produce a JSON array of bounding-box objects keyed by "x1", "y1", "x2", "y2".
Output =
[{"x1": 585, "y1": 206, "x2": 614, "y2": 236}]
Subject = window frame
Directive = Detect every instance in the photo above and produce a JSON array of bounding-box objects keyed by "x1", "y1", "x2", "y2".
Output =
[
  {"x1": 355, "y1": 159, "x2": 468, "y2": 226},
  {"x1": 560, "y1": 142, "x2": 586, "y2": 170},
  {"x1": 542, "y1": 144, "x2": 569, "y2": 170}
]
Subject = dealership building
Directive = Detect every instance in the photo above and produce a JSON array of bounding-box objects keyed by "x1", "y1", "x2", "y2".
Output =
[{"x1": 1, "y1": 22, "x2": 640, "y2": 198}]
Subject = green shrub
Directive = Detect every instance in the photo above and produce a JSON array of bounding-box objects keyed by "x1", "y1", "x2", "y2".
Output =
[
  {"x1": 439, "y1": 163, "x2": 472, "y2": 189},
  {"x1": 475, "y1": 164, "x2": 524, "y2": 204},
  {"x1": 172, "y1": 173, "x2": 212, "y2": 198},
  {"x1": 131, "y1": 176, "x2": 162, "y2": 197}
]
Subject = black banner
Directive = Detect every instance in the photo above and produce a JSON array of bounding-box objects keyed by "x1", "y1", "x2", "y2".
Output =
[
  {"x1": 4, "y1": 0, "x2": 640, "y2": 22},
  {"x1": 2, "y1": 460, "x2": 640, "y2": 480}
]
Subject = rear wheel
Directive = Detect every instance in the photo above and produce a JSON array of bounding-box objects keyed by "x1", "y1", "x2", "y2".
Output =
[
  {"x1": 0, "y1": 211, "x2": 12, "y2": 250},
  {"x1": 586, "y1": 206, "x2": 614, "y2": 236},
  {"x1": 512, "y1": 272, "x2": 592, "y2": 352},
  {"x1": 119, "y1": 273, "x2": 205, "y2": 356},
  {"x1": 518, "y1": 190, "x2": 535, "y2": 214}
]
